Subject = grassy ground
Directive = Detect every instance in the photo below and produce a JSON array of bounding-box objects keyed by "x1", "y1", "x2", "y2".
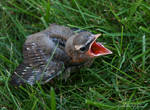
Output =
[{"x1": 0, "y1": 0, "x2": 150, "y2": 110}]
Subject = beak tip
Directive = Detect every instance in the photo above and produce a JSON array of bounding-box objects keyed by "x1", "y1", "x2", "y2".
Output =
[
  {"x1": 108, "y1": 50, "x2": 113, "y2": 54},
  {"x1": 106, "y1": 49, "x2": 113, "y2": 55},
  {"x1": 95, "y1": 33, "x2": 101, "y2": 38}
]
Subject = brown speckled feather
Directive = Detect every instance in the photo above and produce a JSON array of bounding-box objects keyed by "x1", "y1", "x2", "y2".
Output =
[
  {"x1": 11, "y1": 43, "x2": 64, "y2": 86},
  {"x1": 11, "y1": 25, "x2": 76, "y2": 86}
]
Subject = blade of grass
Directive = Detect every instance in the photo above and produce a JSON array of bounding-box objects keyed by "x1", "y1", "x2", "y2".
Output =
[
  {"x1": 31, "y1": 98, "x2": 38, "y2": 110},
  {"x1": 51, "y1": 87, "x2": 56, "y2": 110},
  {"x1": 85, "y1": 99, "x2": 118, "y2": 109},
  {"x1": 6, "y1": 1, "x2": 40, "y2": 19},
  {"x1": 73, "y1": 0, "x2": 87, "y2": 25},
  {"x1": 139, "y1": 26, "x2": 150, "y2": 33},
  {"x1": 132, "y1": 49, "x2": 150, "y2": 61},
  {"x1": 142, "y1": 34, "x2": 146, "y2": 70},
  {"x1": 120, "y1": 26, "x2": 124, "y2": 54},
  {"x1": 5, "y1": 71, "x2": 21, "y2": 110},
  {"x1": 103, "y1": 60, "x2": 140, "y2": 84}
]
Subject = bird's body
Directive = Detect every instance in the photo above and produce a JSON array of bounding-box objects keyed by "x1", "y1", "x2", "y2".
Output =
[{"x1": 10, "y1": 24, "x2": 112, "y2": 86}]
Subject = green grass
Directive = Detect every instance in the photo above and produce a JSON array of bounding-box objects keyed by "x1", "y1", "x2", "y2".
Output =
[{"x1": 0, "y1": 0, "x2": 150, "y2": 109}]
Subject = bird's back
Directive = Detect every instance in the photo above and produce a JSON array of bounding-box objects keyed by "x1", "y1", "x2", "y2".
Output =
[{"x1": 10, "y1": 25, "x2": 77, "y2": 86}]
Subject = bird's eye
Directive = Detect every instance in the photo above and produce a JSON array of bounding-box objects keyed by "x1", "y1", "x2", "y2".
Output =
[{"x1": 80, "y1": 46, "x2": 86, "y2": 51}]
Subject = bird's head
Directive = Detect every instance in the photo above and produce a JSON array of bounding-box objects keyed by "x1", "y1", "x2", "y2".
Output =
[{"x1": 65, "y1": 31, "x2": 112, "y2": 63}]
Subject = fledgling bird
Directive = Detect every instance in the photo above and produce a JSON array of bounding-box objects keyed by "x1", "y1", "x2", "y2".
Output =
[{"x1": 10, "y1": 24, "x2": 112, "y2": 86}]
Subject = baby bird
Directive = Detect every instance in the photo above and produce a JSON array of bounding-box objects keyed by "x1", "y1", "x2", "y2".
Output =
[{"x1": 10, "y1": 24, "x2": 112, "y2": 86}]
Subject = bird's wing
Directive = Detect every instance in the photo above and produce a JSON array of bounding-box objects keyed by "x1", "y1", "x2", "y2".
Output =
[{"x1": 10, "y1": 43, "x2": 64, "y2": 86}]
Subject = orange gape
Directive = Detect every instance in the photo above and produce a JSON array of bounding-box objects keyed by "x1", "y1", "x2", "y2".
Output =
[
  {"x1": 91, "y1": 42, "x2": 108, "y2": 54},
  {"x1": 91, "y1": 42, "x2": 101, "y2": 54}
]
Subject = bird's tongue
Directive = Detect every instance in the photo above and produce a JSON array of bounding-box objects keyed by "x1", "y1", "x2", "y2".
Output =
[{"x1": 88, "y1": 41, "x2": 112, "y2": 57}]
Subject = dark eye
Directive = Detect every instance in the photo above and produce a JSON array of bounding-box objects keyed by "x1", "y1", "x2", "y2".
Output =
[{"x1": 80, "y1": 46, "x2": 86, "y2": 51}]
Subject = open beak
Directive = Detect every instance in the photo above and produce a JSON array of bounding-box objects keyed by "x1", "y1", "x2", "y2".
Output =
[{"x1": 86, "y1": 34, "x2": 112, "y2": 57}]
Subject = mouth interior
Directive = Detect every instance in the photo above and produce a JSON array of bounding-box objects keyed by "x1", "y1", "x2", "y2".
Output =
[{"x1": 89, "y1": 41, "x2": 112, "y2": 56}]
